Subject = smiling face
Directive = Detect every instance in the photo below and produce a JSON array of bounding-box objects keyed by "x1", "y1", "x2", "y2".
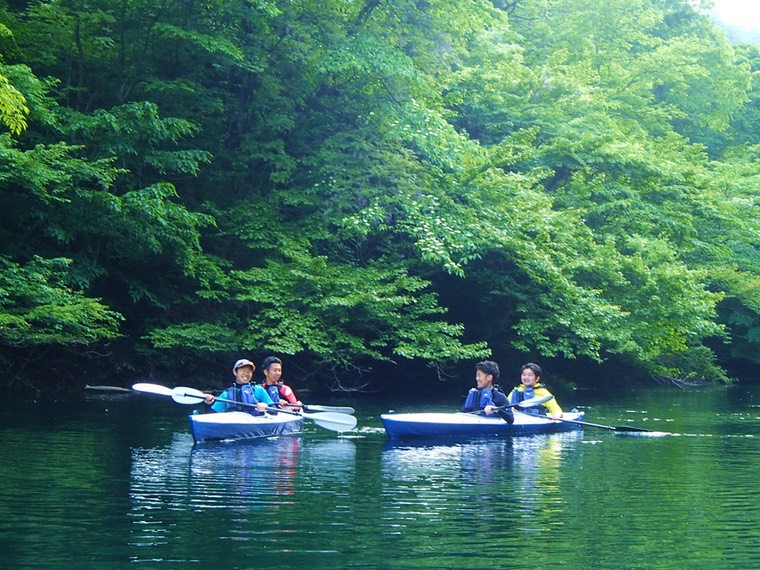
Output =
[
  {"x1": 263, "y1": 362, "x2": 282, "y2": 385},
  {"x1": 234, "y1": 364, "x2": 254, "y2": 385},
  {"x1": 520, "y1": 367, "x2": 539, "y2": 387},
  {"x1": 475, "y1": 369, "x2": 493, "y2": 389}
]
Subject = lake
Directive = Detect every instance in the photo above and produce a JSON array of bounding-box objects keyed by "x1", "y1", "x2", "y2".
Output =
[{"x1": 2, "y1": 383, "x2": 760, "y2": 569}]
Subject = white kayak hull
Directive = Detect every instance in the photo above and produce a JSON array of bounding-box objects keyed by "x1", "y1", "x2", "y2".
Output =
[
  {"x1": 188, "y1": 411, "x2": 304, "y2": 443},
  {"x1": 381, "y1": 410, "x2": 585, "y2": 439}
]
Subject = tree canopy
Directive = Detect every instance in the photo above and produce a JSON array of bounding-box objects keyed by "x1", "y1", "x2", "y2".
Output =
[{"x1": 0, "y1": 0, "x2": 758, "y2": 390}]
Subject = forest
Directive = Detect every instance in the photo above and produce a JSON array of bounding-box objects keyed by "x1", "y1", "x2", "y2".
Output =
[{"x1": 0, "y1": 0, "x2": 758, "y2": 392}]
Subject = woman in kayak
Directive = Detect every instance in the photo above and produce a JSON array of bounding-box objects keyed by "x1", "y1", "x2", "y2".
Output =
[
  {"x1": 461, "y1": 360, "x2": 514, "y2": 424},
  {"x1": 508, "y1": 363, "x2": 563, "y2": 419},
  {"x1": 203, "y1": 358, "x2": 273, "y2": 414},
  {"x1": 260, "y1": 356, "x2": 303, "y2": 409}
]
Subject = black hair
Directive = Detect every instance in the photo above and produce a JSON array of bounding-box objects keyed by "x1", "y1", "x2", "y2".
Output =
[
  {"x1": 521, "y1": 362, "x2": 543, "y2": 380},
  {"x1": 475, "y1": 360, "x2": 500, "y2": 382},
  {"x1": 260, "y1": 356, "x2": 282, "y2": 372}
]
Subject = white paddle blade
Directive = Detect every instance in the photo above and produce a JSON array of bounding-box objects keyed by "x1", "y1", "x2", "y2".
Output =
[
  {"x1": 306, "y1": 412, "x2": 358, "y2": 432},
  {"x1": 172, "y1": 386, "x2": 207, "y2": 405},
  {"x1": 132, "y1": 383, "x2": 174, "y2": 397},
  {"x1": 303, "y1": 404, "x2": 356, "y2": 414},
  {"x1": 518, "y1": 395, "x2": 554, "y2": 408}
]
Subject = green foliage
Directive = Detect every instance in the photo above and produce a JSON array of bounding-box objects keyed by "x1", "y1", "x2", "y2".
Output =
[
  {"x1": 0, "y1": 256, "x2": 122, "y2": 345},
  {"x1": 0, "y1": 0, "x2": 758, "y2": 388},
  {"x1": 147, "y1": 241, "x2": 489, "y2": 367},
  {"x1": 0, "y1": 31, "x2": 217, "y2": 379},
  {"x1": 0, "y1": 72, "x2": 29, "y2": 135}
]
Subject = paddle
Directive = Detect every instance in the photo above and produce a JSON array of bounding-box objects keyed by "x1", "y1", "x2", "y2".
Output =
[
  {"x1": 509, "y1": 394, "x2": 654, "y2": 433},
  {"x1": 133, "y1": 382, "x2": 357, "y2": 432},
  {"x1": 85, "y1": 385, "x2": 132, "y2": 393},
  {"x1": 132, "y1": 382, "x2": 174, "y2": 397},
  {"x1": 495, "y1": 394, "x2": 554, "y2": 411},
  {"x1": 171, "y1": 386, "x2": 358, "y2": 433},
  {"x1": 302, "y1": 404, "x2": 356, "y2": 414},
  {"x1": 464, "y1": 394, "x2": 554, "y2": 414},
  {"x1": 548, "y1": 415, "x2": 654, "y2": 433},
  {"x1": 131, "y1": 383, "x2": 353, "y2": 414}
]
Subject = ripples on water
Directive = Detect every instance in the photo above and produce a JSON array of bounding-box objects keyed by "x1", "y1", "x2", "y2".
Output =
[{"x1": 4, "y1": 387, "x2": 760, "y2": 568}]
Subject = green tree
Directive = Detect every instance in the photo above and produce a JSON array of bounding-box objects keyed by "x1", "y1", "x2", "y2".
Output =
[{"x1": 1, "y1": 0, "x2": 758, "y2": 389}]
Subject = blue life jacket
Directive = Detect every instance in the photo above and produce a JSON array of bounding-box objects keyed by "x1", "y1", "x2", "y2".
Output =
[
  {"x1": 227, "y1": 383, "x2": 263, "y2": 415},
  {"x1": 510, "y1": 385, "x2": 542, "y2": 415},
  {"x1": 462, "y1": 386, "x2": 504, "y2": 414},
  {"x1": 263, "y1": 383, "x2": 281, "y2": 405}
]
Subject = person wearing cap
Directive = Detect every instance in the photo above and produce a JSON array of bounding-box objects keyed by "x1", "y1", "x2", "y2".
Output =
[
  {"x1": 460, "y1": 360, "x2": 514, "y2": 424},
  {"x1": 260, "y1": 356, "x2": 303, "y2": 409},
  {"x1": 203, "y1": 359, "x2": 274, "y2": 414},
  {"x1": 508, "y1": 362, "x2": 563, "y2": 419}
]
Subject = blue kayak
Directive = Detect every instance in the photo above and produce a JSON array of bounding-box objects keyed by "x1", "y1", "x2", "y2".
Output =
[
  {"x1": 188, "y1": 411, "x2": 304, "y2": 443},
  {"x1": 381, "y1": 410, "x2": 585, "y2": 439}
]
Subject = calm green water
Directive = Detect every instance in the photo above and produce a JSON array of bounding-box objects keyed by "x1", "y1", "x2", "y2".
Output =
[{"x1": 2, "y1": 384, "x2": 760, "y2": 569}]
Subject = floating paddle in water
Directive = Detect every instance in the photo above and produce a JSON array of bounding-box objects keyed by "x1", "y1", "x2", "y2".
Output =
[
  {"x1": 85, "y1": 385, "x2": 132, "y2": 393},
  {"x1": 131, "y1": 382, "x2": 357, "y2": 433}
]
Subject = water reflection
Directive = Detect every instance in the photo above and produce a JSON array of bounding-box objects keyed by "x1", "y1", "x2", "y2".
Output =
[
  {"x1": 9, "y1": 386, "x2": 760, "y2": 569},
  {"x1": 381, "y1": 431, "x2": 583, "y2": 485},
  {"x1": 129, "y1": 434, "x2": 303, "y2": 561},
  {"x1": 377, "y1": 432, "x2": 586, "y2": 551},
  {"x1": 128, "y1": 434, "x2": 359, "y2": 564},
  {"x1": 130, "y1": 434, "x2": 303, "y2": 514}
]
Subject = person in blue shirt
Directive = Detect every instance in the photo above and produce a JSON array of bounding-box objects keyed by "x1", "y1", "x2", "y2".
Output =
[
  {"x1": 203, "y1": 358, "x2": 273, "y2": 414},
  {"x1": 461, "y1": 360, "x2": 514, "y2": 423}
]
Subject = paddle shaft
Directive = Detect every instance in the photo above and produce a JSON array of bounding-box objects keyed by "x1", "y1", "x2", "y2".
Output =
[
  {"x1": 492, "y1": 394, "x2": 553, "y2": 411},
  {"x1": 554, "y1": 416, "x2": 653, "y2": 432},
  {"x1": 303, "y1": 404, "x2": 355, "y2": 414},
  {"x1": 174, "y1": 387, "x2": 356, "y2": 428},
  {"x1": 180, "y1": 391, "x2": 299, "y2": 417},
  {"x1": 132, "y1": 383, "x2": 357, "y2": 433},
  {"x1": 464, "y1": 395, "x2": 554, "y2": 418},
  {"x1": 132, "y1": 382, "x2": 352, "y2": 414},
  {"x1": 512, "y1": 408, "x2": 652, "y2": 432}
]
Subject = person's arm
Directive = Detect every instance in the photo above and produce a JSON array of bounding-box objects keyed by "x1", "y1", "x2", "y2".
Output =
[
  {"x1": 493, "y1": 390, "x2": 514, "y2": 424},
  {"x1": 279, "y1": 384, "x2": 301, "y2": 405},
  {"x1": 538, "y1": 388, "x2": 563, "y2": 418},
  {"x1": 208, "y1": 389, "x2": 229, "y2": 413},
  {"x1": 253, "y1": 385, "x2": 274, "y2": 409},
  {"x1": 483, "y1": 388, "x2": 508, "y2": 416}
]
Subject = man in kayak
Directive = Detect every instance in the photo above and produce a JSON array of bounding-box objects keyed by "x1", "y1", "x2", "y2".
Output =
[
  {"x1": 260, "y1": 356, "x2": 303, "y2": 409},
  {"x1": 508, "y1": 362, "x2": 563, "y2": 419},
  {"x1": 203, "y1": 358, "x2": 273, "y2": 414},
  {"x1": 461, "y1": 360, "x2": 514, "y2": 424}
]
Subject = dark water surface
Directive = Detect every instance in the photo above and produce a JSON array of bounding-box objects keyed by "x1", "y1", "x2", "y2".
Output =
[{"x1": 2, "y1": 384, "x2": 760, "y2": 569}]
